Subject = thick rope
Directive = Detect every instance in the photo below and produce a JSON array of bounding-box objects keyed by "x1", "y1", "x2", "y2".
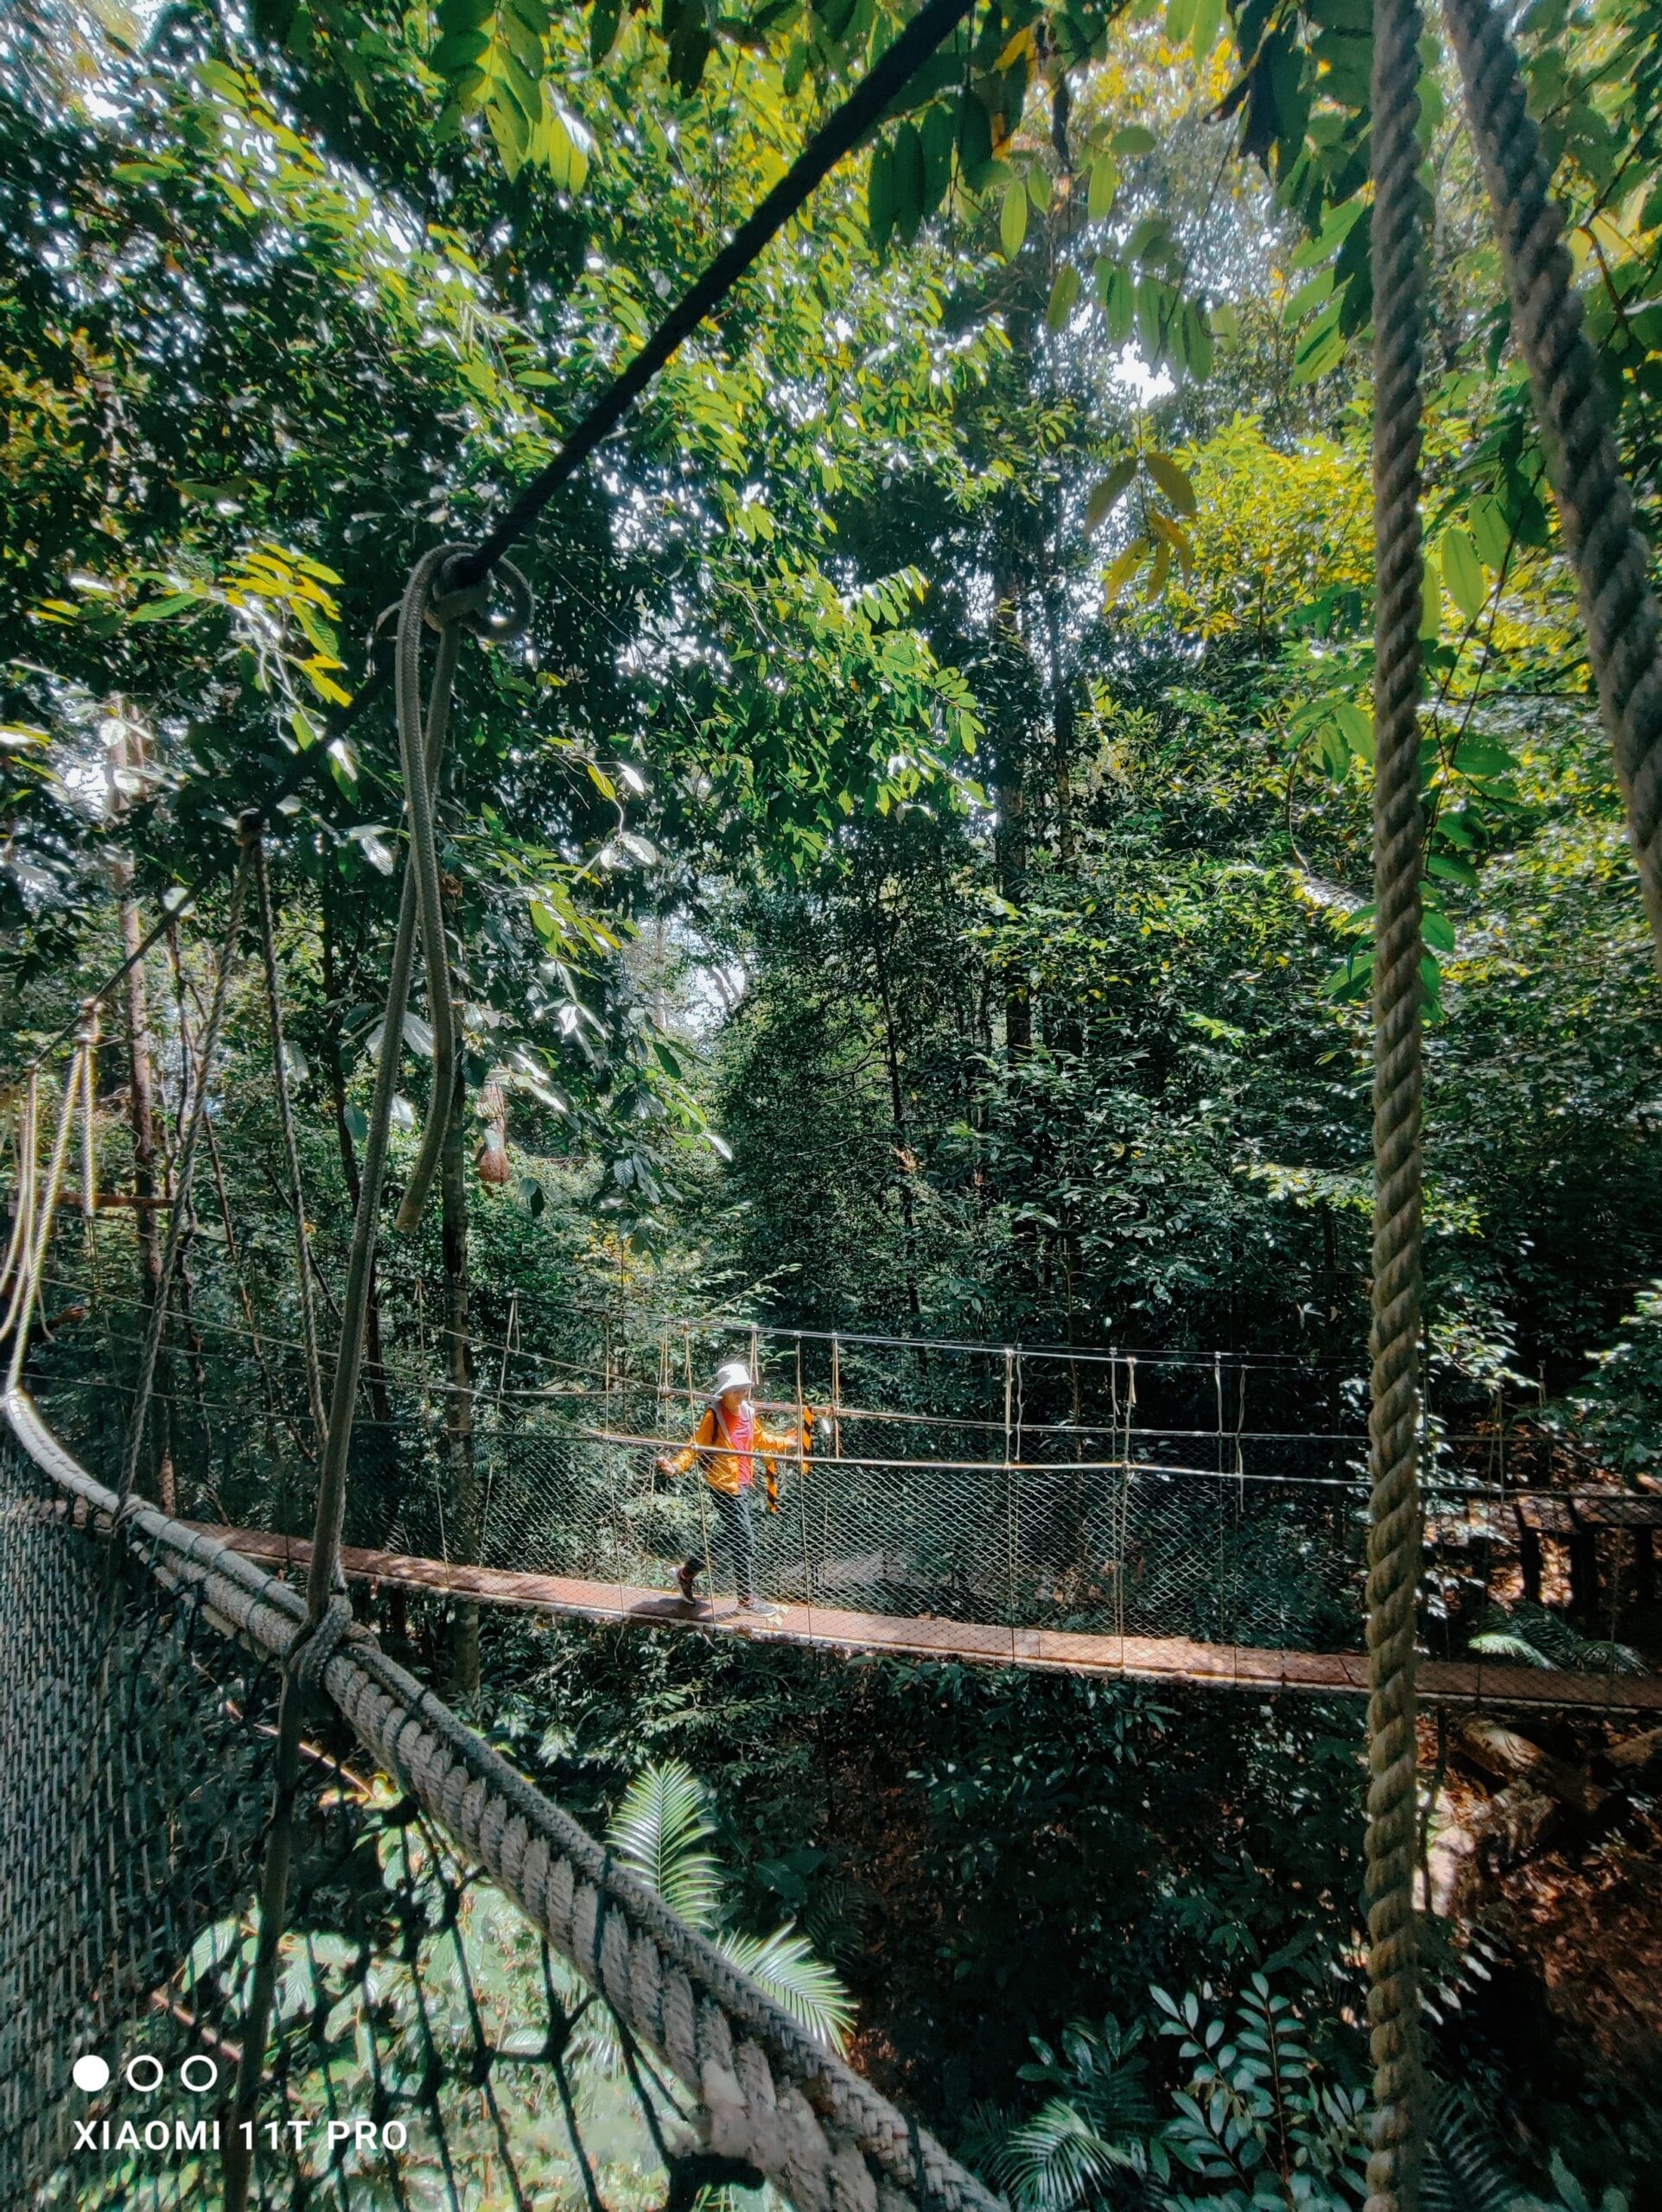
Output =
[
  {"x1": 226, "y1": 549, "x2": 528, "y2": 2211},
  {"x1": 1366, "y1": 0, "x2": 1430, "y2": 2202},
  {"x1": 3, "y1": 1382, "x2": 1002, "y2": 2212},
  {"x1": 114, "y1": 854, "x2": 252, "y2": 1511},
  {"x1": 1363, "y1": 0, "x2": 1434, "y2": 2194},
  {"x1": 1442, "y1": 0, "x2": 1662, "y2": 977},
  {"x1": 394, "y1": 551, "x2": 532, "y2": 1234},
  {"x1": 2, "y1": 1046, "x2": 88, "y2": 1388},
  {"x1": 0, "y1": 1076, "x2": 41, "y2": 1353}
]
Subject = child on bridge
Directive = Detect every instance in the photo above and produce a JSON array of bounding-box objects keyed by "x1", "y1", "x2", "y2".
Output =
[{"x1": 657, "y1": 1359, "x2": 812, "y2": 1620}]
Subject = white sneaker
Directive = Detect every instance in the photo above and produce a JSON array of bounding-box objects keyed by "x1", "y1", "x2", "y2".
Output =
[{"x1": 738, "y1": 1599, "x2": 782, "y2": 1623}]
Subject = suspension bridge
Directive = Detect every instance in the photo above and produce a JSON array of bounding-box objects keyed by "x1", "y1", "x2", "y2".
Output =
[{"x1": 5, "y1": 0, "x2": 1662, "y2": 2200}]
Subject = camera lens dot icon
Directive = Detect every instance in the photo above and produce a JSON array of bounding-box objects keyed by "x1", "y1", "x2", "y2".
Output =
[{"x1": 72, "y1": 2055, "x2": 111, "y2": 2094}]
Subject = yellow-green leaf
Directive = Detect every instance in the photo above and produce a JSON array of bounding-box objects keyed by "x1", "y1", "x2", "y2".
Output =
[
  {"x1": 1047, "y1": 263, "x2": 1081, "y2": 331},
  {"x1": 999, "y1": 180, "x2": 1028, "y2": 259},
  {"x1": 1087, "y1": 155, "x2": 1118, "y2": 222},
  {"x1": 1441, "y1": 526, "x2": 1487, "y2": 620},
  {"x1": 1104, "y1": 538, "x2": 1149, "y2": 604},
  {"x1": 1085, "y1": 457, "x2": 1138, "y2": 533},
  {"x1": 1143, "y1": 451, "x2": 1197, "y2": 517}
]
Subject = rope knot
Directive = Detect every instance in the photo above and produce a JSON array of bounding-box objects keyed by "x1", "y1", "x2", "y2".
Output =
[
  {"x1": 430, "y1": 548, "x2": 533, "y2": 642},
  {"x1": 286, "y1": 1591, "x2": 359, "y2": 1694}
]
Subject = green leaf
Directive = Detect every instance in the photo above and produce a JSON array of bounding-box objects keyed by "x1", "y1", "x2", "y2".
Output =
[
  {"x1": 892, "y1": 120, "x2": 926, "y2": 243},
  {"x1": 1421, "y1": 907, "x2": 1455, "y2": 953},
  {"x1": 1441, "y1": 527, "x2": 1487, "y2": 621},
  {"x1": 1468, "y1": 493, "x2": 1512, "y2": 575},
  {"x1": 1104, "y1": 539, "x2": 1149, "y2": 603},
  {"x1": 1333, "y1": 700, "x2": 1372, "y2": 759},
  {"x1": 1027, "y1": 163, "x2": 1051, "y2": 213},
  {"x1": 537, "y1": 99, "x2": 591, "y2": 191},
  {"x1": 1087, "y1": 154, "x2": 1118, "y2": 222},
  {"x1": 1452, "y1": 739, "x2": 1516, "y2": 780},
  {"x1": 1096, "y1": 257, "x2": 1135, "y2": 344},
  {"x1": 129, "y1": 591, "x2": 201, "y2": 623},
  {"x1": 999, "y1": 179, "x2": 1028, "y2": 259},
  {"x1": 867, "y1": 139, "x2": 896, "y2": 251},
  {"x1": 920, "y1": 101, "x2": 956, "y2": 212},
  {"x1": 719, "y1": 1926, "x2": 855, "y2": 2050},
  {"x1": 608, "y1": 1761, "x2": 723, "y2": 1934},
  {"x1": 589, "y1": 0, "x2": 621, "y2": 60},
  {"x1": 1112, "y1": 124, "x2": 1156, "y2": 157},
  {"x1": 1047, "y1": 263, "x2": 1081, "y2": 332},
  {"x1": 1165, "y1": 0, "x2": 1195, "y2": 40},
  {"x1": 1290, "y1": 302, "x2": 1345, "y2": 384},
  {"x1": 1420, "y1": 564, "x2": 1441, "y2": 639},
  {"x1": 1143, "y1": 451, "x2": 1197, "y2": 516},
  {"x1": 957, "y1": 86, "x2": 993, "y2": 187},
  {"x1": 1426, "y1": 849, "x2": 1478, "y2": 887},
  {"x1": 1190, "y1": 0, "x2": 1224, "y2": 57},
  {"x1": 1085, "y1": 457, "x2": 1137, "y2": 532}
]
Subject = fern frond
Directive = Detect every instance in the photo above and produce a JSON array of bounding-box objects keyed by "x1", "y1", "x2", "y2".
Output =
[
  {"x1": 1423, "y1": 2085, "x2": 1525, "y2": 2212},
  {"x1": 607, "y1": 1758, "x2": 723, "y2": 1934},
  {"x1": 719, "y1": 1925, "x2": 855, "y2": 2051}
]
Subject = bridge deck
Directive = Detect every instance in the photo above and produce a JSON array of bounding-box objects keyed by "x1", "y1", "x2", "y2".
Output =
[{"x1": 202, "y1": 1527, "x2": 1662, "y2": 1715}]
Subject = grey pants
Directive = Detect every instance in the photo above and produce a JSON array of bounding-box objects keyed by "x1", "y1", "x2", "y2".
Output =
[{"x1": 687, "y1": 1487, "x2": 757, "y2": 1605}]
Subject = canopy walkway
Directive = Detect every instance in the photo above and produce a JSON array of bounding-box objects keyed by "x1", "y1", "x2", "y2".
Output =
[
  {"x1": 197, "y1": 1525, "x2": 1662, "y2": 1714},
  {"x1": 6, "y1": 0, "x2": 1662, "y2": 2201}
]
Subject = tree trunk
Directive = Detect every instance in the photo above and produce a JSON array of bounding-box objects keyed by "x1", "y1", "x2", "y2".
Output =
[
  {"x1": 871, "y1": 912, "x2": 926, "y2": 1363},
  {"x1": 1045, "y1": 598, "x2": 1077, "y2": 868},
  {"x1": 112, "y1": 858, "x2": 176, "y2": 1508}
]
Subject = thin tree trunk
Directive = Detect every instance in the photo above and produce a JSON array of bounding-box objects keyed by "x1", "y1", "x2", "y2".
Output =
[
  {"x1": 1046, "y1": 598, "x2": 1077, "y2": 867},
  {"x1": 112, "y1": 855, "x2": 177, "y2": 1508},
  {"x1": 871, "y1": 911, "x2": 926, "y2": 1365}
]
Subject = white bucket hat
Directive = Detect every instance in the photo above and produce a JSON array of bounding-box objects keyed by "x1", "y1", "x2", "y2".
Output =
[{"x1": 710, "y1": 1359, "x2": 753, "y2": 1400}]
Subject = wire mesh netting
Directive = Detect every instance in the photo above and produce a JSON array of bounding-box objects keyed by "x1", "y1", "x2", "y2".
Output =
[
  {"x1": 0, "y1": 1429, "x2": 763, "y2": 2211},
  {"x1": 28, "y1": 1303, "x2": 1660, "y2": 1674}
]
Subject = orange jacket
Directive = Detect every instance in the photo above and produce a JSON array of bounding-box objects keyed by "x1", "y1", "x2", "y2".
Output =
[{"x1": 666, "y1": 1401, "x2": 812, "y2": 1500}]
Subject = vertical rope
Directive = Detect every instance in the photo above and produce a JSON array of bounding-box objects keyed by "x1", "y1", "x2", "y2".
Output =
[
  {"x1": 1442, "y1": 0, "x2": 1662, "y2": 976},
  {"x1": 225, "y1": 546, "x2": 526, "y2": 2212},
  {"x1": 115, "y1": 853, "x2": 252, "y2": 1510},
  {"x1": 3, "y1": 1046, "x2": 87, "y2": 1389},
  {"x1": 251, "y1": 830, "x2": 327, "y2": 1451},
  {"x1": 0, "y1": 1077, "x2": 40, "y2": 1349},
  {"x1": 1366, "y1": 0, "x2": 1430, "y2": 2195},
  {"x1": 79, "y1": 1014, "x2": 98, "y2": 1221}
]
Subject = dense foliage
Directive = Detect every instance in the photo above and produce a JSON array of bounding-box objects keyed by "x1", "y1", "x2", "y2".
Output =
[{"x1": 5, "y1": 0, "x2": 1662, "y2": 2202}]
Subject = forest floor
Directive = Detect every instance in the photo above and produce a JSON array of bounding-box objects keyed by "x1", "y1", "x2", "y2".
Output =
[{"x1": 1430, "y1": 1707, "x2": 1662, "y2": 2126}]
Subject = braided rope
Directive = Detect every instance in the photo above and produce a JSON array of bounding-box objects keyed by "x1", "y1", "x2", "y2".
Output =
[
  {"x1": 1442, "y1": 0, "x2": 1662, "y2": 977},
  {"x1": 1366, "y1": 0, "x2": 1430, "y2": 2203},
  {"x1": 2, "y1": 1382, "x2": 1001, "y2": 2212}
]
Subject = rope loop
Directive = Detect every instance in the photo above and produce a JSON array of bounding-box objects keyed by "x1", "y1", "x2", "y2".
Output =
[
  {"x1": 286, "y1": 1591, "x2": 360, "y2": 1694},
  {"x1": 430, "y1": 548, "x2": 533, "y2": 642}
]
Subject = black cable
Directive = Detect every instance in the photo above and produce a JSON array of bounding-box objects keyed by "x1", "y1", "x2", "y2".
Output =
[
  {"x1": 454, "y1": 0, "x2": 979, "y2": 587},
  {"x1": 22, "y1": 0, "x2": 978, "y2": 1073}
]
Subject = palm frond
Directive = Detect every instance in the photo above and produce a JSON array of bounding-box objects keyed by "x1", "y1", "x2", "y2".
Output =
[
  {"x1": 607, "y1": 1758, "x2": 723, "y2": 1934},
  {"x1": 1422, "y1": 2085, "x2": 1526, "y2": 2212},
  {"x1": 719, "y1": 1925, "x2": 855, "y2": 2051},
  {"x1": 1468, "y1": 1630, "x2": 1554, "y2": 1669},
  {"x1": 989, "y1": 2098, "x2": 1144, "y2": 2212}
]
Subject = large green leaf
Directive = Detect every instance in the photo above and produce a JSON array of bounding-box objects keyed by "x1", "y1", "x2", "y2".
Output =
[
  {"x1": 719, "y1": 1926, "x2": 855, "y2": 2050},
  {"x1": 606, "y1": 1760, "x2": 723, "y2": 1933}
]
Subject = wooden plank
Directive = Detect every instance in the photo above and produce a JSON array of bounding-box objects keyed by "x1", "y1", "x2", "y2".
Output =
[{"x1": 193, "y1": 1526, "x2": 1662, "y2": 1715}]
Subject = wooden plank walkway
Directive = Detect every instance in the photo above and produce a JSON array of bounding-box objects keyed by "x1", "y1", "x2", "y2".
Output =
[{"x1": 201, "y1": 1528, "x2": 1662, "y2": 1715}]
